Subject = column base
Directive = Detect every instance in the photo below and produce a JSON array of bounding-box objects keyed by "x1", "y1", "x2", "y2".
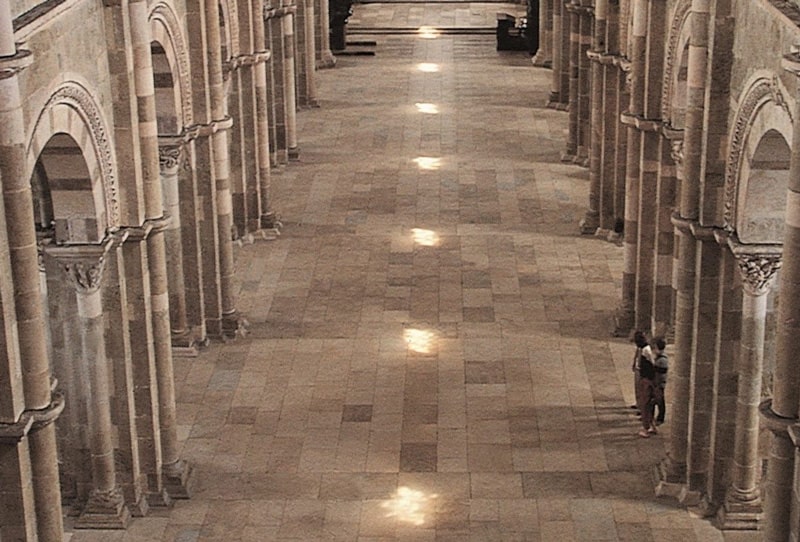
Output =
[
  {"x1": 714, "y1": 498, "x2": 763, "y2": 530},
  {"x1": 560, "y1": 151, "x2": 576, "y2": 163},
  {"x1": 127, "y1": 493, "x2": 149, "y2": 517},
  {"x1": 574, "y1": 151, "x2": 589, "y2": 167},
  {"x1": 531, "y1": 52, "x2": 551, "y2": 68},
  {"x1": 288, "y1": 146, "x2": 300, "y2": 161},
  {"x1": 301, "y1": 98, "x2": 321, "y2": 109},
  {"x1": 546, "y1": 92, "x2": 561, "y2": 109},
  {"x1": 222, "y1": 312, "x2": 249, "y2": 340},
  {"x1": 163, "y1": 459, "x2": 194, "y2": 500},
  {"x1": 654, "y1": 458, "x2": 686, "y2": 499},
  {"x1": 147, "y1": 488, "x2": 173, "y2": 509},
  {"x1": 74, "y1": 489, "x2": 130, "y2": 530},
  {"x1": 612, "y1": 306, "x2": 635, "y2": 337},
  {"x1": 606, "y1": 230, "x2": 623, "y2": 246},
  {"x1": 579, "y1": 211, "x2": 599, "y2": 235},
  {"x1": 171, "y1": 328, "x2": 209, "y2": 357},
  {"x1": 317, "y1": 50, "x2": 337, "y2": 69}
]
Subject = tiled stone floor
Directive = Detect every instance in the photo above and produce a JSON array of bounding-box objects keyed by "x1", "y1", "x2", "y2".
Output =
[{"x1": 66, "y1": 3, "x2": 762, "y2": 541}]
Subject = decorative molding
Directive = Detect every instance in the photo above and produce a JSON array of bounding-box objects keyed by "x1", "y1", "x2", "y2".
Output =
[
  {"x1": 35, "y1": 82, "x2": 120, "y2": 229},
  {"x1": 670, "y1": 139, "x2": 684, "y2": 169},
  {"x1": 43, "y1": 238, "x2": 114, "y2": 294},
  {"x1": 224, "y1": 51, "x2": 273, "y2": 75},
  {"x1": 0, "y1": 391, "x2": 65, "y2": 444},
  {"x1": 736, "y1": 254, "x2": 782, "y2": 296},
  {"x1": 723, "y1": 77, "x2": 790, "y2": 232},
  {"x1": 264, "y1": 5, "x2": 298, "y2": 19},
  {"x1": 720, "y1": 231, "x2": 782, "y2": 296},
  {"x1": 759, "y1": 398, "x2": 796, "y2": 437},
  {"x1": 0, "y1": 49, "x2": 33, "y2": 79},
  {"x1": 661, "y1": 0, "x2": 691, "y2": 120},
  {"x1": 158, "y1": 142, "x2": 182, "y2": 171},
  {"x1": 182, "y1": 116, "x2": 234, "y2": 142}
]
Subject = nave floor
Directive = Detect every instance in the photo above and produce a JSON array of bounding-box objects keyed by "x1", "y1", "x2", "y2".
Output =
[{"x1": 66, "y1": 3, "x2": 761, "y2": 540}]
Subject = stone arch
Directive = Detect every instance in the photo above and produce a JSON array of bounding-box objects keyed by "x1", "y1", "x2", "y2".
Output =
[
  {"x1": 724, "y1": 74, "x2": 793, "y2": 243},
  {"x1": 218, "y1": 0, "x2": 240, "y2": 62},
  {"x1": 661, "y1": 0, "x2": 691, "y2": 125},
  {"x1": 149, "y1": 1, "x2": 194, "y2": 130},
  {"x1": 26, "y1": 82, "x2": 118, "y2": 242}
]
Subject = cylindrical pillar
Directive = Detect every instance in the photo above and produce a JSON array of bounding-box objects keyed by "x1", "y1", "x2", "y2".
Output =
[
  {"x1": 284, "y1": 9, "x2": 300, "y2": 158},
  {"x1": 314, "y1": 0, "x2": 336, "y2": 68},
  {"x1": 717, "y1": 249, "x2": 781, "y2": 529},
  {"x1": 51, "y1": 244, "x2": 130, "y2": 528},
  {"x1": 761, "y1": 49, "x2": 800, "y2": 542},
  {"x1": 158, "y1": 143, "x2": 189, "y2": 339},
  {"x1": 0, "y1": 9, "x2": 64, "y2": 538}
]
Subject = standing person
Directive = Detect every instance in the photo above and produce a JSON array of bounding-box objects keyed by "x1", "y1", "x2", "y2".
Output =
[
  {"x1": 633, "y1": 331, "x2": 657, "y2": 437},
  {"x1": 651, "y1": 336, "x2": 668, "y2": 425},
  {"x1": 630, "y1": 331, "x2": 652, "y2": 413}
]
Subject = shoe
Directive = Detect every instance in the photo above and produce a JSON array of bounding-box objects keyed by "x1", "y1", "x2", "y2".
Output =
[
  {"x1": 629, "y1": 404, "x2": 638, "y2": 410},
  {"x1": 638, "y1": 430, "x2": 650, "y2": 438},
  {"x1": 648, "y1": 427, "x2": 658, "y2": 434},
  {"x1": 655, "y1": 420, "x2": 664, "y2": 426}
]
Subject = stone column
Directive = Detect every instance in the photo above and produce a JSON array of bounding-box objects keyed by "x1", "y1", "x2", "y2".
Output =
[
  {"x1": 0, "y1": 10, "x2": 65, "y2": 539},
  {"x1": 253, "y1": 2, "x2": 281, "y2": 234},
  {"x1": 268, "y1": 10, "x2": 289, "y2": 165},
  {"x1": 204, "y1": 0, "x2": 245, "y2": 339},
  {"x1": 655, "y1": 0, "x2": 708, "y2": 497},
  {"x1": 575, "y1": 2, "x2": 591, "y2": 166},
  {"x1": 314, "y1": 0, "x2": 336, "y2": 68},
  {"x1": 716, "y1": 244, "x2": 781, "y2": 529},
  {"x1": 284, "y1": 5, "x2": 300, "y2": 159},
  {"x1": 47, "y1": 242, "x2": 130, "y2": 529},
  {"x1": 653, "y1": 128, "x2": 681, "y2": 335},
  {"x1": 548, "y1": 0, "x2": 569, "y2": 109},
  {"x1": 532, "y1": 0, "x2": 552, "y2": 67},
  {"x1": 581, "y1": 0, "x2": 606, "y2": 235},
  {"x1": 158, "y1": 141, "x2": 196, "y2": 353},
  {"x1": 303, "y1": 0, "x2": 318, "y2": 106},
  {"x1": 131, "y1": 0, "x2": 194, "y2": 496},
  {"x1": 101, "y1": 231, "x2": 149, "y2": 516},
  {"x1": 616, "y1": 0, "x2": 647, "y2": 336},
  {"x1": 562, "y1": 0, "x2": 579, "y2": 160},
  {"x1": 761, "y1": 47, "x2": 800, "y2": 542}
]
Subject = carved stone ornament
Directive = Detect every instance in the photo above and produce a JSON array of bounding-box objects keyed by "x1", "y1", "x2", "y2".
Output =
[
  {"x1": 670, "y1": 139, "x2": 684, "y2": 169},
  {"x1": 158, "y1": 143, "x2": 182, "y2": 171},
  {"x1": 723, "y1": 78, "x2": 789, "y2": 231},
  {"x1": 63, "y1": 258, "x2": 106, "y2": 294},
  {"x1": 37, "y1": 83, "x2": 120, "y2": 228},
  {"x1": 660, "y1": 0, "x2": 691, "y2": 120},
  {"x1": 736, "y1": 254, "x2": 782, "y2": 296}
]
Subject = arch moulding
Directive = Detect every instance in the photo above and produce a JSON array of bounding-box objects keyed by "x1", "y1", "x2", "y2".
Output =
[
  {"x1": 660, "y1": 0, "x2": 691, "y2": 122},
  {"x1": 149, "y1": 1, "x2": 194, "y2": 127},
  {"x1": 723, "y1": 73, "x2": 793, "y2": 234},
  {"x1": 26, "y1": 81, "x2": 119, "y2": 231}
]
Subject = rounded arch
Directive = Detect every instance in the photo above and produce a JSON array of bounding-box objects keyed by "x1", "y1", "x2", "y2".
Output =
[
  {"x1": 26, "y1": 81, "x2": 119, "y2": 241},
  {"x1": 218, "y1": 0, "x2": 240, "y2": 62},
  {"x1": 149, "y1": 1, "x2": 194, "y2": 130},
  {"x1": 724, "y1": 75, "x2": 793, "y2": 244},
  {"x1": 661, "y1": 0, "x2": 691, "y2": 125}
]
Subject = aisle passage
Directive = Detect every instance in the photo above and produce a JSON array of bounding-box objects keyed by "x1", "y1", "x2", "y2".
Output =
[{"x1": 67, "y1": 4, "x2": 749, "y2": 541}]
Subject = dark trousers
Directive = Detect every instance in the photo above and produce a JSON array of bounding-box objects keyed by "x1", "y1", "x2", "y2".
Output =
[{"x1": 653, "y1": 386, "x2": 665, "y2": 423}]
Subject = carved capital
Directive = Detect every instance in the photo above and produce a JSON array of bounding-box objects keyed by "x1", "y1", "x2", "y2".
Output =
[
  {"x1": 43, "y1": 239, "x2": 114, "y2": 295},
  {"x1": 158, "y1": 142, "x2": 183, "y2": 172},
  {"x1": 722, "y1": 233, "x2": 783, "y2": 296},
  {"x1": 670, "y1": 139, "x2": 684, "y2": 169},
  {"x1": 736, "y1": 254, "x2": 782, "y2": 296},
  {"x1": 782, "y1": 44, "x2": 800, "y2": 77}
]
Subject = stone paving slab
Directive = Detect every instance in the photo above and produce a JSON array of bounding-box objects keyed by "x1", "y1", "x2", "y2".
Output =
[{"x1": 65, "y1": 2, "x2": 762, "y2": 541}]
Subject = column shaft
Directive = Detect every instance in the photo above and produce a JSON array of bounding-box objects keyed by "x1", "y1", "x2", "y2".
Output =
[{"x1": 0, "y1": 23, "x2": 63, "y2": 539}]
